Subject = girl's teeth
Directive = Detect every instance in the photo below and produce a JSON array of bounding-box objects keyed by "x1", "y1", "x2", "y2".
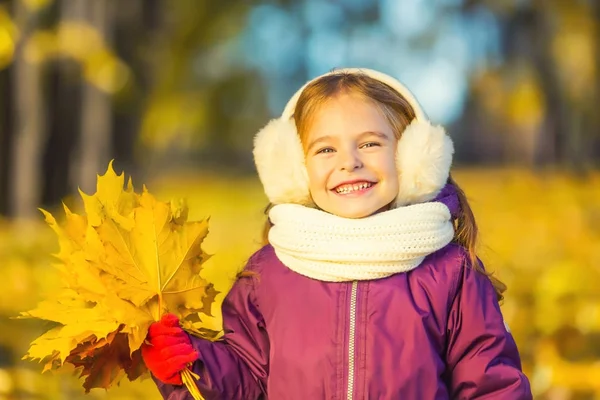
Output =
[{"x1": 336, "y1": 182, "x2": 372, "y2": 193}]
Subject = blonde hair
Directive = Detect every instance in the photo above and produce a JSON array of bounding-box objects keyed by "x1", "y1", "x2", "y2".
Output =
[
  {"x1": 294, "y1": 71, "x2": 416, "y2": 143},
  {"x1": 260, "y1": 71, "x2": 506, "y2": 301}
]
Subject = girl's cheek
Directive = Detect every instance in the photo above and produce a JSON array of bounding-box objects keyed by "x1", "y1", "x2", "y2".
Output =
[
  {"x1": 310, "y1": 157, "x2": 331, "y2": 172},
  {"x1": 307, "y1": 160, "x2": 326, "y2": 185}
]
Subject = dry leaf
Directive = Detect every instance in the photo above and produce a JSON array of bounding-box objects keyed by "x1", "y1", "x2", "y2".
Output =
[{"x1": 19, "y1": 161, "x2": 219, "y2": 394}]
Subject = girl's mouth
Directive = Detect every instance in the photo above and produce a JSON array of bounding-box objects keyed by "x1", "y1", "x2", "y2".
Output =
[{"x1": 332, "y1": 181, "x2": 375, "y2": 195}]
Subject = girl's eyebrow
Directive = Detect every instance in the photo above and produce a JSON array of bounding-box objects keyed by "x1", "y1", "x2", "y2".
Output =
[
  {"x1": 358, "y1": 131, "x2": 391, "y2": 141},
  {"x1": 306, "y1": 135, "x2": 333, "y2": 153}
]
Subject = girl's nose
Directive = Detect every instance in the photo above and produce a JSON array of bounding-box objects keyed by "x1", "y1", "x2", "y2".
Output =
[{"x1": 339, "y1": 150, "x2": 363, "y2": 171}]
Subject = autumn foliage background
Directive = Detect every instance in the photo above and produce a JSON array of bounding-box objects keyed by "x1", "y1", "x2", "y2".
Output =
[{"x1": 1, "y1": 0, "x2": 600, "y2": 399}]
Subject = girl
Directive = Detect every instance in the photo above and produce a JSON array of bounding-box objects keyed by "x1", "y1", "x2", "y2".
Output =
[{"x1": 141, "y1": 68, "x2": 533, "y2": 399}]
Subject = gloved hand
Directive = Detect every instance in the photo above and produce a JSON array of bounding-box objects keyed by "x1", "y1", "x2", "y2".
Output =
[{"x1": 141, "y1": 313, "x2": 199, "y2": 385}]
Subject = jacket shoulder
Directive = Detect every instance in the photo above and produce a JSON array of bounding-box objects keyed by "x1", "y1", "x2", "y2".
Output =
[
  {"x1": 241, "y1": 244, "x2": 287, "y2": 286},
  {"x1": 245, "y1": 244, "x2": 278, "y2": 271},
  {"x1": 418, "y1": 243, "x2": 471, "y2": 300},
  {"x1": 426, "y1": 243, "x2": 501, "y2": 305},
  {"x1": 422, "y1": 242, "x2": 470, "y2": 277}
]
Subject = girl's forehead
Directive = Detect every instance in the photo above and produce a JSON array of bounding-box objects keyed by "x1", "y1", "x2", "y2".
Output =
[
  {"x1": 316, "y1": 91, "x2": 373, "y2": 110},
  {"x1": 308, "y1": 93, "x2": 390, "y2": 130},
  {"x1": 302, "y1": 95, "x2": 394, "y2": 148}
]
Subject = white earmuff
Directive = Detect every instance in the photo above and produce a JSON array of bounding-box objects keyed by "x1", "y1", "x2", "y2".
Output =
[{"x1": 252, "y1": 68, "x2": 454, "y2": 207}]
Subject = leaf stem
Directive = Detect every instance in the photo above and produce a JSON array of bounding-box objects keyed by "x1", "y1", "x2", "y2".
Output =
[
  {"x1": 182, "y1": 369, "x2": 204, "y2": 400},
  {"x1": 157, "y1": 294, "x2": 163, "y2": 319}
]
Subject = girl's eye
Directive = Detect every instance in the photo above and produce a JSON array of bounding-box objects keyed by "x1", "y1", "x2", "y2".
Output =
[
  {"x1": 316, "y1": 147, "x2": 335, "y2": 154},
  {"x1": 361, "y1": 142, "x2": 380, "y2": 149}
]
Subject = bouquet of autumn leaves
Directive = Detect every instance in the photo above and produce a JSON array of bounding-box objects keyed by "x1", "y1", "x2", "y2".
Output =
[{"x1": 18, "y1": 162, "x2": 219, "y2": 399}]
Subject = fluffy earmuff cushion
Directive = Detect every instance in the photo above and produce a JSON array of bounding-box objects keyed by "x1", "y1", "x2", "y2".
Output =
[
  {"x1": 253, "y1": 118, "x2": 312, "y2": 205},
  {"x1": 394, "y1": 119, "x2": 454, "y2": 207}
]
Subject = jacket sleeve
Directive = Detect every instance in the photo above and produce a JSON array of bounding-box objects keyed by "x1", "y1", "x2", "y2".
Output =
[
  {"x1": 153, "y1": 254, "x2": 270, "y2": 400},
  {"x1": 445, "y1": 256, "x2": 532, "y2": 400}
]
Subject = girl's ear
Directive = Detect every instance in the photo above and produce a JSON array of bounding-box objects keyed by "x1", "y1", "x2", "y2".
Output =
[
  {"x1": 393, "y1": 119, "x2": 454, "y2": 207},
  {"x1": 253, "y1": 117, "x2": 312, "y2": 205}
]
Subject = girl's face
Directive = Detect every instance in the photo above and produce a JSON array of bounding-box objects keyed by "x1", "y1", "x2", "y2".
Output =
[{"x1": 303, "y1": 93, "x2": 399, "y2": 218}]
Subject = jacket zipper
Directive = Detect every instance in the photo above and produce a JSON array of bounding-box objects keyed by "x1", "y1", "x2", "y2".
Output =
[{"x1": 347, "y1": 280, "x2": 358, "y2": 400}]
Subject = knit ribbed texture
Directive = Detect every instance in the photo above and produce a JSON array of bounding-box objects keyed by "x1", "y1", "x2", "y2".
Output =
[{"x1": 268, "y1": 203, "x2": 455, "y2": 282}]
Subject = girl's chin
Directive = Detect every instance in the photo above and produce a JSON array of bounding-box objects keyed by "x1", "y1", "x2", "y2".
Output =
[
  {"x1": 313, "y1": 191, "x2": 395, "y2": 218},
  {"x1": 326, "y1": 204, "x2": 386, "y2": 219}
]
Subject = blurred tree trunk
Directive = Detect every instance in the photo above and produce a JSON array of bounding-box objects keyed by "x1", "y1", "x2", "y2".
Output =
[
  {"x1": 65, "y1": 0, "x2": 113, "y2": 195},
  {"x1": 41, "y1": 58, "x2": 81, "y2": 208},
  {"x1": 41, "y1": 0, "x2": 80, "y2": 209},
  {"x1": 111, "y1": 0, "x2": 161, "y2": 183},
  {"x1": 594, "y1": 0, "x2": 600, "y2": 166},
  {"x1": 555, "y1": 0, "x2": 597, "y2": 174},
  {"x1": 527, "y1": 1, "x2": 566, "y2": 166},
  {"x1": 9, "y1": 0, "x2": 46, "y2": 220},
  {"x1": 0, "y1": 65, "x2": 12, "y2": 216}
]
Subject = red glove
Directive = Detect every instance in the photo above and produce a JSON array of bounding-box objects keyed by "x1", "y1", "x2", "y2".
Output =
[{"x1": 141, "y1": 313, "x2": 199, "y2": 385}]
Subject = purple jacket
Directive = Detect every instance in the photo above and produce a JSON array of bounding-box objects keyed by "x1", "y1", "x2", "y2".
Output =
[{"x1": 154, "y1": 243, "x2": 532, "y2": 399}]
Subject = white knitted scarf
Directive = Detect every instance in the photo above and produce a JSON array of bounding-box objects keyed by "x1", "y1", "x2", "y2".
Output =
[{"x1": 268, "y1": 203, "x2": 455, "y2": 282}]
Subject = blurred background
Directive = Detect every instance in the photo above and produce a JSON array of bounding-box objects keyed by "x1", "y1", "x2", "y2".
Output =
[{"x1": 0, "y1": 0, "x2": 599, "y2": 398}]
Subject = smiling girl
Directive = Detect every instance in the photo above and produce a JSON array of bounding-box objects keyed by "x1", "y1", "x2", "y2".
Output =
[{"x1": 141, "y1": 68, "x2": 533, "y2": 399}]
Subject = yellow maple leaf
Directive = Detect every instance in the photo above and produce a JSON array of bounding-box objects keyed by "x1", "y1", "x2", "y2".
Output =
[
  {"x1": 19, "y1": 161, "x2": 218, "y2": 398},
  {"x1": 79, "y1": 160, "x2": 138, "y2": 230}
]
